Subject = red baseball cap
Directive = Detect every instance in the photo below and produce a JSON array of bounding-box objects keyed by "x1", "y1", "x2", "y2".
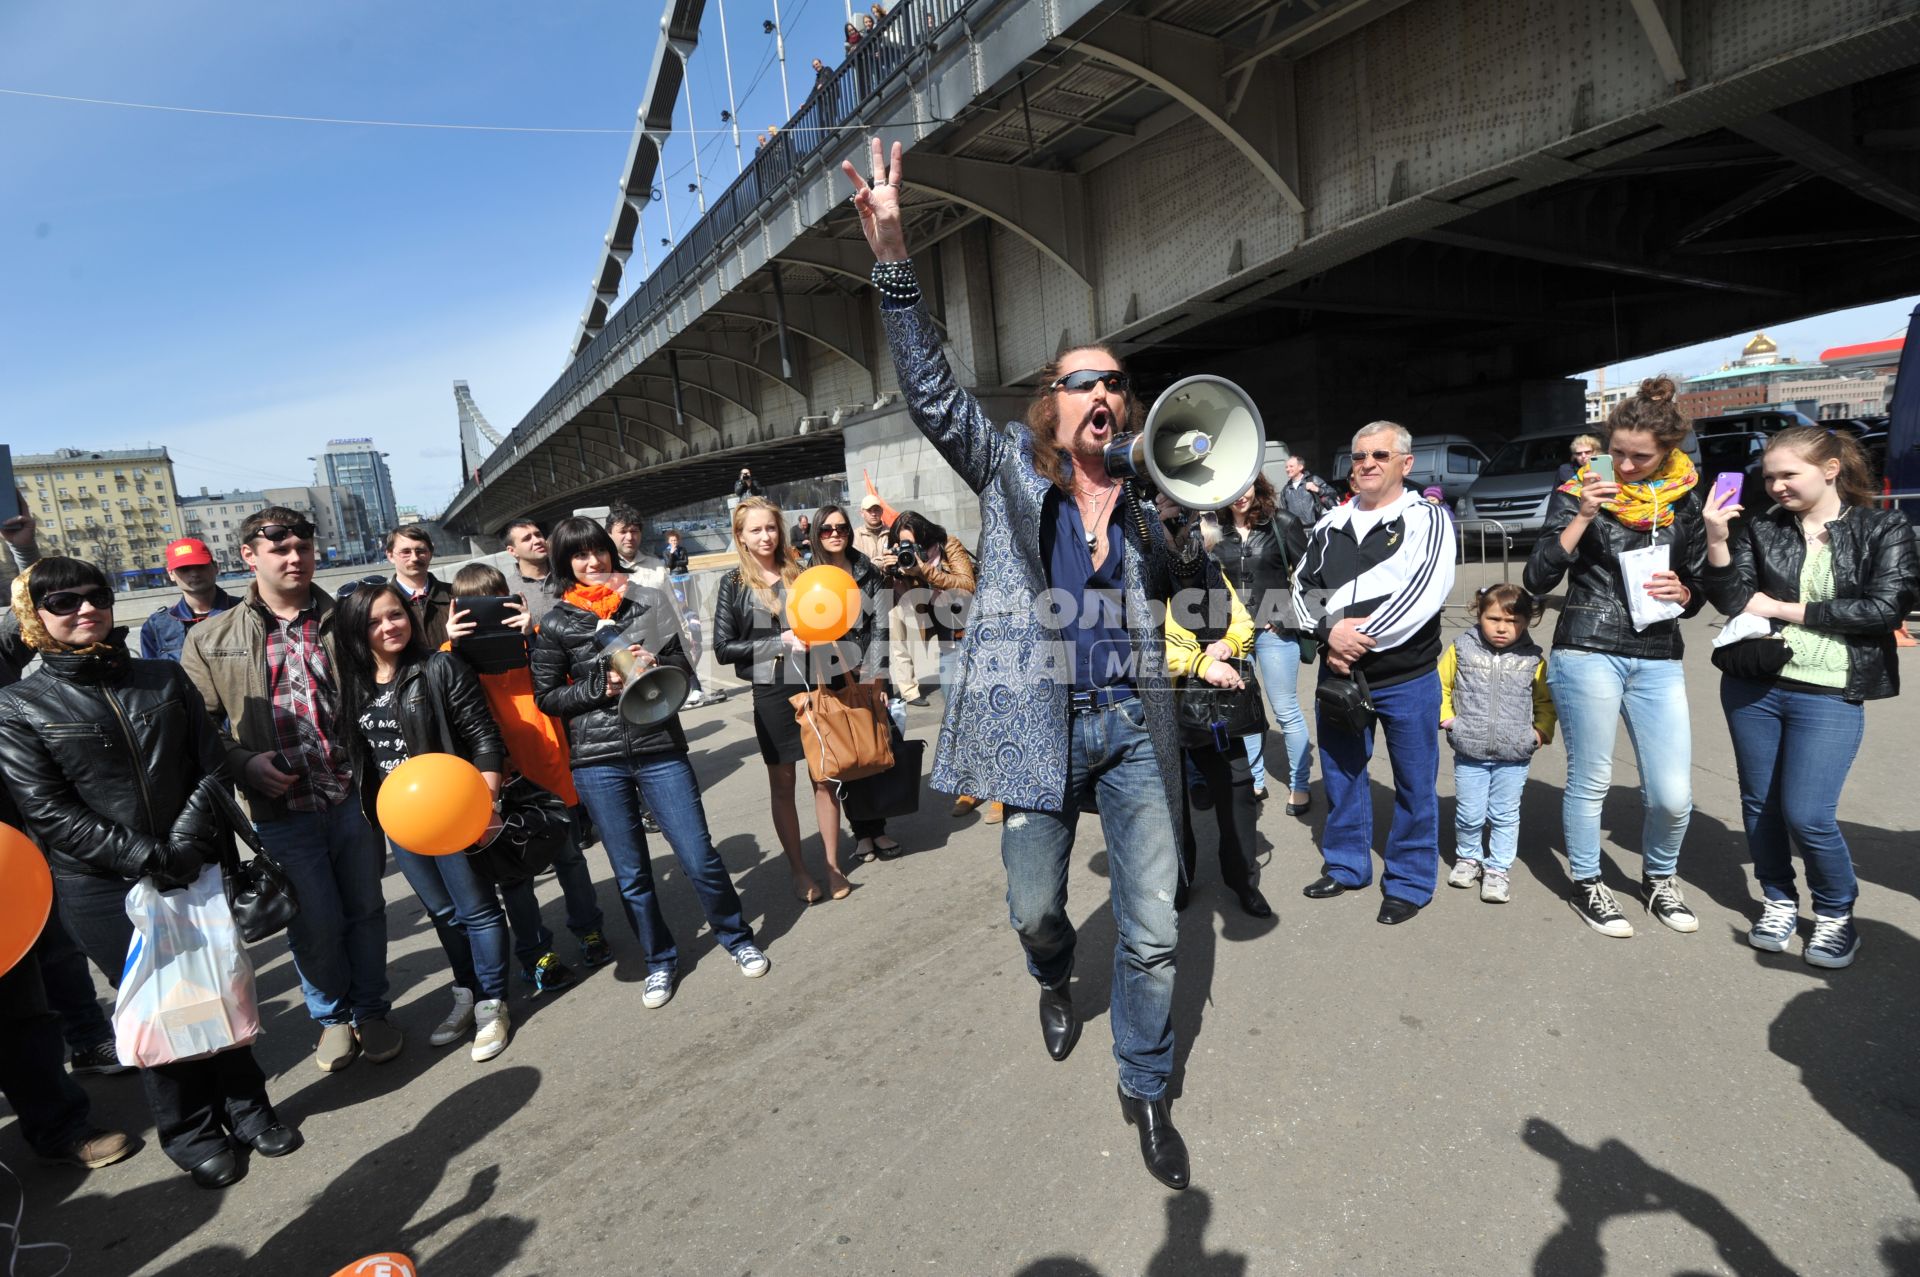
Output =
[{"x1": 163, "y1": 537, "x2": 214, "y2": 569}]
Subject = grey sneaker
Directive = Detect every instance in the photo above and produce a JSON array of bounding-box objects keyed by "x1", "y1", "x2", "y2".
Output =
[
  {"x1": 1805, "y1": 912, "x2": 1859, "y2": 969},
  {"x1": 1572, "y1": 878, "x2": 1634, "y2": 938},
  {"x1": 429, "y1": 987, "x2": 476, "y2": 1047},
  {"x1": 1448, "y1": 858, "x2": 1483, "y2": 889},
  {"x1": 1748, "y1": 898, "x2": 1798, "y2": 952},
  {"x1": 641, "y1": 969, "x2": 677, "y2": 1009},
  {"x1": 733, "y1": 944, "x2": 770, "y2": 978},
  {"x1": 315, "y1": 1023, "x2": 359, "y2": 1073},
  {"x1": 1643, "y1": 876, "x2": 1699, "y2": 933},
  {"x1": 1480, "y1": 869, "x2": 1511, "y2": 904}
]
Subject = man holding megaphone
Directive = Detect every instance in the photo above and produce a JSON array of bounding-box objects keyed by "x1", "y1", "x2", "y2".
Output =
[{"x1": 843, "y1": 138, "x2": 1267, "y2": 1192}]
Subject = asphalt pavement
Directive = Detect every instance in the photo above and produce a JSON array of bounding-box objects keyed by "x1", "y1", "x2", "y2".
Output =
[{"x1": 7, "y1": 577, "x2": 1920, "y2": 1276}]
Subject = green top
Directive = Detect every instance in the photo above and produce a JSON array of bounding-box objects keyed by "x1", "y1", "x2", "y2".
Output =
[{"x1": 1781, "y1": 542, "x2": 1849, "y2": 689}]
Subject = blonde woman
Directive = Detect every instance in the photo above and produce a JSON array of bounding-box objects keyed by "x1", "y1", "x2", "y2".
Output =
[
  {"x1": 713, "y1": 498, "x2": 853, "y2": 901},
  {"x1": 1557, "y1": 435, "x2": 1604, "y2": 485}
]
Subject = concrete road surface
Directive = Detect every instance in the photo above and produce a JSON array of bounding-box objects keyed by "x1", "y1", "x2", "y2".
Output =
[{"x1": 7, "y1": 588, "x2": 1919, "y2": 1275}]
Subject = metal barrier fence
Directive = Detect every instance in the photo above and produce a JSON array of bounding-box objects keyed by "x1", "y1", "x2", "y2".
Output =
[{"x1": 1457, "y1": 518, "x2": 1514, "y2": 584}]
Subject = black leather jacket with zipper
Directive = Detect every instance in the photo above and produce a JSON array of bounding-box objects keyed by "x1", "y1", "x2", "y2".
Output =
[
  {"x1": 348, "y1": 651, "x2": 506, "y2": 829},
  {"x1": 1524, "y1": 489, "x2": 1709, "y2": 660},
  {"x1": 531, "y1": 586, "x2": 691, "y2": 768}
]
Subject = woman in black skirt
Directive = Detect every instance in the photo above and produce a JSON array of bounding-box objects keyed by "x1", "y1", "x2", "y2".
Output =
[{"x1": 714, "y1": 497, "x2": 857, "y2": 901}]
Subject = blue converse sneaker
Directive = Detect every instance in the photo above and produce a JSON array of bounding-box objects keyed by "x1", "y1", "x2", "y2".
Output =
[
  {"x1": 1748, "y1": 898, "x2": 1798, "y2": 953},
  {"x1": 641, "y1": 968, "x2": 677, "y2": 1009},
  {"x1": 1804, "y1": 912, "x2": 1859, "y2": 969},
  {"x1": 732, "y1": 944, "x2": 770, "y2": 978}
]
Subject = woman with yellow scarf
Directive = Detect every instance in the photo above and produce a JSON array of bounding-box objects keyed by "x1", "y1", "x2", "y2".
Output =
[{"x1": 1523, "y1": 376, "x2": 1709, "y2": 941}]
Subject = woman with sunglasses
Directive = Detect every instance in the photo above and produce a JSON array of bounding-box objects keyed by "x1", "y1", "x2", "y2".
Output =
[
  {"x1": 808, "y1": 502, "x2": 900, "y2": 861},
  {"x1": 332, "y1": 582, "x2": 515, "y2": 1061},
  {"x1": 1214, "y1": 473, "x2": 1312, "y2": 813},
  {"x1": 1557, "y1": 435, "x2": 1604, "y2": 485},
  {"x1": 0, "y1": 558, "x2": 298, "y2": 1188}
]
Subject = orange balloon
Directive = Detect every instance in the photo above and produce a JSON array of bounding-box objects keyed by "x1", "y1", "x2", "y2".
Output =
[
  {"x1": 375, "y1": 754, "x2": 492, "y2": 856},
  {"x1": 787, "y1": 564, "x2": 862, "y2": 644},
  {"x1": 0, "y1": 823, "x2": 52, "y2": 978},
  {"x1": 330, "y1": 1256, "x2": 417, "y2": 1277}
]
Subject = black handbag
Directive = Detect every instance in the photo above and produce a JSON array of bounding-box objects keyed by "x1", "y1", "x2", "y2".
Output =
[
  {"x1": 208, "y1": 783, "x2": 299, "y2": 944},
  {"x1": 467, "y1": 776, "x2": 572, "y2": 887},
  {"x1": 842, "y1": 735, "x2": 926, "y2": 822},
  {"x1": 1315, "y1": 668, "x2": 1377, "y2": 736},
  {"x1": 1711, "y1": 635, "x2": 1793, "y2": 681},
  {"x1": 1174, "y1": 658, "x2": 1266, "y2": 750}
]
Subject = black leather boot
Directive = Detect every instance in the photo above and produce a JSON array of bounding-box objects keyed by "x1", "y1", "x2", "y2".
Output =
[
  {"x1": 1038, "y1": 976, "x2": 1080, "y2": 1062},
  {"x1": 1118, "y1": 1085, "x2": 1190, "y2": 1190}
]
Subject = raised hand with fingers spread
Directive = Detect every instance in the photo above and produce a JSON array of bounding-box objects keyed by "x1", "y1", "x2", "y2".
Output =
[{"x1": 840, "y1": 137, "x2": 908, "y2": 262}]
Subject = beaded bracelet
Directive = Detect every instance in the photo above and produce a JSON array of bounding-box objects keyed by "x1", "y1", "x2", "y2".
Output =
[{"x1": 871, "y1": 258, "x2": 921, "y2": 305}]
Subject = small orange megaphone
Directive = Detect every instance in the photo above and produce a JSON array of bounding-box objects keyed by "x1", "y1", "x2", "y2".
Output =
[{"x1": 330, "y1": 1255, "x2": 418, "y2": 1277}]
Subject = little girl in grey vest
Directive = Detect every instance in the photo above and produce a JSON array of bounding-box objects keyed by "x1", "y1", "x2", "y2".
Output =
[{"x1": 1439, "y1": 585, "x2": 1558, "y2": 903}]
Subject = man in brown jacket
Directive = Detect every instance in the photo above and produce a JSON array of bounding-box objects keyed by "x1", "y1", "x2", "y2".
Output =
[{"x1": 182, "y1": 507, "x2": 401, "y2": 1074}]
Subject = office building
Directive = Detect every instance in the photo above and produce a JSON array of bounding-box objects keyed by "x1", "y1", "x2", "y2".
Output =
[
  {"x1": 14, "y1": 447, "x2": 183, "y2": 586},
  {"x1": 314, "y1": 439, "x2": 398, "y2": 556}
]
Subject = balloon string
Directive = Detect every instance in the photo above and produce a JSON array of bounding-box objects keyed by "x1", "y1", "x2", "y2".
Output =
[{"x1": 0, "y1": 1155, "x2": 70, "y2": 1277}]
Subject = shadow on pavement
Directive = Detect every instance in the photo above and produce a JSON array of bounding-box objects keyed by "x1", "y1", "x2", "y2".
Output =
[
  {"x1": 1523, "y1": 1116, "x2": 1796, "y2": 1276},
  {"x1": 1013, "y1": 1190, "x2": 1247, "y2": 1275}
]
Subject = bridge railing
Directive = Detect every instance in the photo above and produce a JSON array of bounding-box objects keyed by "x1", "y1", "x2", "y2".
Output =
[{"x1": 450, "y1": 0, "x2": 976, "y2": 521}]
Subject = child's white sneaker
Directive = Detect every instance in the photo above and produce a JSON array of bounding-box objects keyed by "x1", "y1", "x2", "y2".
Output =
[
  {"x1": 1447, "y1": 858, "x2": 1483, "y2": 889},
  {"x1": 1480, "y1": 869, "x2": 1511, "y2": 903}
]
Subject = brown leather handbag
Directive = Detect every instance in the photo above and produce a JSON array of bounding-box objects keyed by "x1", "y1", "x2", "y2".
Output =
[{"x1": 789, "y1": 680, "x2": 895, "y2": 782}]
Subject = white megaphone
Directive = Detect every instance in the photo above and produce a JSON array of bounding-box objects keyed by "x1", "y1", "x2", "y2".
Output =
[
  {"x1": 593, "y1": 621, "x2": 691, "y2": 729},
  {"x1": 1101, "y1": 375, "x2": 1266, "y2": 511}
]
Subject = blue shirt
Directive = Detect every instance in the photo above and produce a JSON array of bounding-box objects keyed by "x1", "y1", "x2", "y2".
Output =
[
  {"x1": 1042, "y1": 489, "x2": 1133, "y2": 692},
  {"x1": 140, "y1": 588, "x2": 241, "y2": 662}
]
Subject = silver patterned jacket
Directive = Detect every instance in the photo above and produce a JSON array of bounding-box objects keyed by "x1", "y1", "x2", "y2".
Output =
[{"x1": 881, "y1": 300, "x2": 1185, "y2": 817}]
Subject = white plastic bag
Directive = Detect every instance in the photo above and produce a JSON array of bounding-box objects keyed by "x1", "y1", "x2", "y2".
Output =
[
  {"x1": 113, "y1": 864, "x2": 261, "y2": 1067},
  {"x1": 1619, "y1": 542, "x2": 1685, "y2": 633}
]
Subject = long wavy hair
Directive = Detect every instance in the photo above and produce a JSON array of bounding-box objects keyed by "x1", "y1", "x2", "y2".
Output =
[
  {"x1": 1023, "y1": 345, "x2": 1147, "y2": 494},
  {"x1": 332, "y1": 582, "x2": 430, "y2": 745},
  {"x1": 731, "y1": 496, "x2": 803, "y2": 610},
  {"x1": 1224, "y1": 473, "x2": 1279, "y2": 530}
]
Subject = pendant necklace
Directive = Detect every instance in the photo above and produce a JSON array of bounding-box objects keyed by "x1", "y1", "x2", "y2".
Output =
[{"x1": 1078, "y1": 483, "x2": 1118, "y2": 552}]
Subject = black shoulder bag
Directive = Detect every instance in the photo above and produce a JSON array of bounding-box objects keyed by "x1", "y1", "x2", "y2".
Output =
[
  {"x1": 1315, "y1": 667, "x2": 1377, "y2": 736},
  {"x1": 208, "y1": 782, "x2": 300, "y2": 944}
]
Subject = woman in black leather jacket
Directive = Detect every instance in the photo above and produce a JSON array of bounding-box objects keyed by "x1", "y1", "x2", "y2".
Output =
[
  {"x1": 809, "y1": 502, "x2": 900, "y2": 860},
  {"x1": 532, "y1": 518, "x2": 766, "y2": 1010},
  {"x1": 1701, "y1": 426, "x2": 1920, "y2": 969},
  {"x1": 1215, "y1": 474, "x2": 1313, "y2": 813},
  {"x1": 0, "y1": 557, "x2": 296, "y2": 1188},
  {"x1": 1523, "y1": 376, "x2": 1708, "y2": 940},
  {"x1": 334, "y1": 582, "x2": 514, "y2": 1062}
]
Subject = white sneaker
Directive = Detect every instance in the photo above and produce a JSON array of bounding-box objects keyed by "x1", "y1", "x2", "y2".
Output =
[
  {"x1": 1448, "y1": 858, "x2": 1483, "y2": 889},
  {"x1": 1480, "y1": 869, "x2": 1511, "y2": 904},
  {"x1": 685, "y1": 690, "x2": 704, "y2": 707},
  {"x1": 429, "y1": 987, "x2": 476, "y2": 1047},
  {"x1": 641, "y1": 969, "x2": 677, "y2": 1009},
  {"x1": 470, "y1": 999, "x2": 510, "y2": 1062},
  {"x1": 733, "y1": 944, "x2": 770, "y2": 978},
  {"x1": 1571, "y1": 879, "x2": 1634, "y2": 938}
]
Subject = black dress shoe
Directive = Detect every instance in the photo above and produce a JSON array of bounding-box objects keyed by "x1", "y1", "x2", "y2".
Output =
[
  {"x1": 189, "y1": 1147, "x2": 244, "y2": 1189},
  {"x1": 1118, "y1": 1085, "x2": 1190, "y2": 1190},
  {"x1": 247, "y1": 1124, "x2": 302, "y2": 1158},
  {"x1": 1377, "y1": 896, "x2": 1422, "y2": 925},
  {"x1": 1038, "y1": 979, "x2": 1080, "y2": 1062},
  {"x1": 1235, "y1": 886, "x2": 1273, "y2": 918},
  {"x1": 1302, "y1": 874, "x2": 1350, "y2": 899},
  {"x1": 1174, "y1": 880, "x2": 1191, "y2": 912}
]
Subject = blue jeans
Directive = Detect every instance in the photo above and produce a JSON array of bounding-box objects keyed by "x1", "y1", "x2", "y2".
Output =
[
  {"x1": 256, "y1": 791, "x2": 390, "y2": 1026},
  {"x1": 1721, "y1": 677, "x2": 1864, "y2": 914},
  {"x1": 498, "y1": 825, "x2": 608, "y2": 965},
  {"x1": 1547, "y1": 650, "x2": 1690, "y2": 882},
  {"x1": 1245, "y1": 629, "x2": 1312, "y2": 792},
  {"x1": 1318, "y1": 670, "x2": 1442, "y2": 905},
  {"x1": 389, "y1": 840, "x2": 512, "y2": 1002},
  {"x1": 572, "y1": 752, "x2": 755, "y2": 973},
  {"x1": 1000, "y1": 695, "x2": 1178, "y2": 1101},
  {"x1": 1453, "y1": 754, "x2": 1530, "y2": 872}
]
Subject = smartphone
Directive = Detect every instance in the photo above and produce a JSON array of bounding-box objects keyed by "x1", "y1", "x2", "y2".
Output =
[
  {"x1": 269, "y1": 751, "x2": 301, "y2": 775},
  {"x1": 1710, "y1": 470, "x2": 1745, "y2": 510},
  {"x1": 1586, "y1": 455, "x2": 1615, "y2": 484},
  {"x1": 0, "y1": 445, "x2": 18, "y2": 524}
]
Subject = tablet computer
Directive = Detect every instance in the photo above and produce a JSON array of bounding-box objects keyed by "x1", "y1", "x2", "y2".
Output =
[{"x1": 452, "y1": 595, "x2": 529, "y2": 672}]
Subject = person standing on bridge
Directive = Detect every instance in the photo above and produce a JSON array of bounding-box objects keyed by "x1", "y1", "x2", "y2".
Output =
[
  {"x1": 844, "y1": 139, "x2": 1198, "y2": 1191},
  {"x1": 1701, "y1": 426, "x2": 1919, "y2": 968},
  {"x1": 1524, "y1": 376, "x2": 1707, "y2": 940},
  {"x1": 140, "y1": 537, "x2": 240, "y2": 663},
  {"x1": 386, "y1": 524, "x2": 453, "y2": 650}
]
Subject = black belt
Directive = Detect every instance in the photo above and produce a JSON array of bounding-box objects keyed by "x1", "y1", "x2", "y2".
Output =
[{"x1": 1068, "y1": 687, "x2": 1135, "y2": 714}]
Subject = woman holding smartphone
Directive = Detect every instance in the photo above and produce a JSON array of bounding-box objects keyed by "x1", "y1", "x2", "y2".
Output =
[{"x1": 1523, "y1": 376, "x2": 1708, "y2": 940}]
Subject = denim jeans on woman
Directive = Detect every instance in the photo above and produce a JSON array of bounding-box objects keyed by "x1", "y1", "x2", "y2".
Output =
[
  {"x1": 1000, "y1": 695, "x2": 1178, "y2": 1102},
  {"x1": 389, "y1": 840, "x2": 512, "y2": 1001},
  {"x1": 1720, "y1": 676, "x2": 1864, "y2": 914},
  {"x1": 571, "y1": 750, "x2": 755, "y2": 974},
  {"x1": 1317, "y1": 670, "x2": 1442, "y2": 905},
  {"x1": 1546, "y1": 650, "x2": 1691, "y2": 881},
  {"x1": 1453, "y1": 755, "x2": 1529, "y2": 872},
  {"x1": 1244, "y1": 629, "x2": 1312, "y2": 793},
  {"x1": 255, "y1": 789, "x2": 391, "y2": 1026}
]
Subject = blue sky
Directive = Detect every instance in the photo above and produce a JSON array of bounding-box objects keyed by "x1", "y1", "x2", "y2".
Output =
[{"x1": 3, "y1": 1, "x2": 1915, "y2": 517}]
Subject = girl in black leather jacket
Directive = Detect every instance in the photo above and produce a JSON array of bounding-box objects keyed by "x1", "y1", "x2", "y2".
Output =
[
  {"x1": 1523, "y1": 377, "x2": 1707, "y2": 940},
  {"x1": 0, "y1": 557, "x2": 294, "y2": 1187},
  {"x1": 1701, "y1": 426, "x2": 1920, "y2": 969},
  {"x1": 334, "y1": 582, "x2": 514, "y2": 1062},
  {"x1": 1216, "y1": 474, "x2": 1313, "y2": 812},
  {"x1": 808, "y1": 502, "x2": 900, "y2": 860}
]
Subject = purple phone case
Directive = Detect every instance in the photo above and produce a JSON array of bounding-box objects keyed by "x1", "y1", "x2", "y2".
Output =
[{"x1": 1710, "y1": 471, "x2": 1743, "y2": 507}]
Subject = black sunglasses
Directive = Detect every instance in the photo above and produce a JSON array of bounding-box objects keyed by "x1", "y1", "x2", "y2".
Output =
[
  {"x1": 1051, "y1": 369, "x2": 1130, "y2": 394},
  {"x1": 41, "y1": 586, "x2": 114, "y2": 616},
  {"x1": 336, "y1": 574, "x2": 389, "y2": 598},
  {"x1": 251, "y1": 520, "x2": 316, "y2": 544},
  {"x1": 818, "y1": 523, "x2": 851, "y2": 536},
  {"x1": 1349, "y1": 449, "x2": 1401, "y2": 463}
]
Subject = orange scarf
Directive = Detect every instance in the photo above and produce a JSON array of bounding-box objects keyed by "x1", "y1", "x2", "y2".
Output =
[{"x1": 564, "y1": 582, "x2": 624, "y2": 620}]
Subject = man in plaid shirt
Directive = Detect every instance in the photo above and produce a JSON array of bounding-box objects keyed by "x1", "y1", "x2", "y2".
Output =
[{"x1": 183, "y1": 507, "x2": 402, "y2": 1074}]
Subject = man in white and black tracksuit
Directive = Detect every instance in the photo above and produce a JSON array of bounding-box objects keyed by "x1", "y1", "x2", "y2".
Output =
[{"x1": 1291, "y1": 421, "x2": 1457, "y2": 925}]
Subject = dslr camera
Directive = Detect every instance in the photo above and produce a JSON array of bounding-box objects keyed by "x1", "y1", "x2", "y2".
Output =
[{"x1": 889, "y1": 541, "x2": 920, "y2": 572}]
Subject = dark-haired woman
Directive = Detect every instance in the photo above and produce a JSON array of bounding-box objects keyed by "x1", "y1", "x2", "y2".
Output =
[
  {"x1": 1215, "y1": 475, "x2": 1311, "y2": 812},
  {"x1": 0, "y1": 558, "x2": 296, "y2": 1188},
  {"x1": 809, "y1": 502, "x2": 900, "y2": 861},
  {"x1": 1702, "y1": 427, "x2": 1920, "y2": 968},
  {"x1": 532, "y1": 517, "x2": 767, "y2": 1009},
  {"x1": 1524, "y1": 376, "x2": 1708, "y2": 940},
  {"x1": 334, "y1": 583, "x2": 514, "y2": 1062}
]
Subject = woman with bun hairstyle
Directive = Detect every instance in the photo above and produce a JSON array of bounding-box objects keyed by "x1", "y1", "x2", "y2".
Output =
[
  {"x1": 1701, "y1": 426, "x2": 1919, "y2": 968},
  {"x1": 1523, "y1": 375, "x2": 1708, "y2": 940}
]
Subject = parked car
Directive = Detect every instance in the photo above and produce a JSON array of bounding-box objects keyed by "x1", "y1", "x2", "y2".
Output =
[
  {"x1": 1691, "y1": 408, "x2": 1819, "y2": 437},
  {"x1": 1459, "y1": 427, "x2": 1703, "y2": 541},
  {"x1": 1332, "y1": 433, "x2": 1488, "y2": 502}
]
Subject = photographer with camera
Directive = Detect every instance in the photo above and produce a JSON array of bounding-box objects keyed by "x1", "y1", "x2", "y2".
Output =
[
  {"x1": 733, "y1": 468, "x2": 764, "y2": 502},
  {"x1": 884, "y1": 511, "x2": 975, "y2": 709}
]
